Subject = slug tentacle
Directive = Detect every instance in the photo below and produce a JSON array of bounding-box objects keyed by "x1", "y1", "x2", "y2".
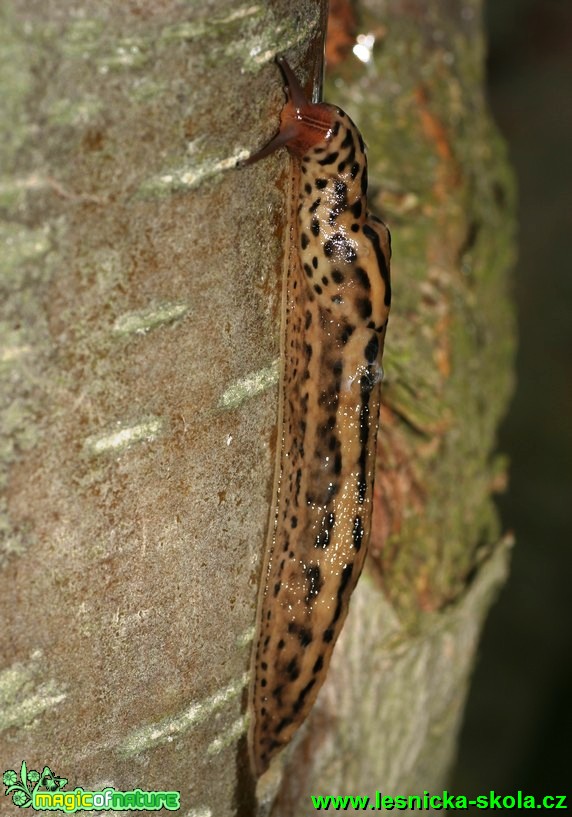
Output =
[
  {"x1": 248, "y1": 57, "x2": 391, "y2": 777},
  {"x1": 246, "y1": 57, "x2": 335, "y2": 164}
]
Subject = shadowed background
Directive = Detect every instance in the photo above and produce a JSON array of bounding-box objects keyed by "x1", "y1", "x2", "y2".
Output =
[{"x1": 453, "y1": 0, "x2": 572, "y2": 795}]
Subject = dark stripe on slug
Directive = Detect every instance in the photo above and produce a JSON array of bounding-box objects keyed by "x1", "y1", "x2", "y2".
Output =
[
  {"x1": 362, "y1": 223, "x2": 392, "y2": 306},
  {"x1": 359, "y1": 401, "x2": 370, "y2": 446},
  {"x1": 334, "y1": 451, "x2": 342, "y2": 474},
  {"x1": 295, "y1": 467, "x2": 302, "y2": 499},
  {"x1": 297, "y1": 678, "x2": 316, "y2": 705},
  {"x1": 318, "y1": 151, "x2": 339, "y2": 166},
  {"x1": 316, "y1": 178, "x2": 327, "y2": 189},
  {"x1": 345, "y1": 142, "x2": 356, "y2": 167},
  {"x1": 352, "y1": 516, "x2": 364, "y2": 550},
  {"x1": 341, "y1": 129, "x2": 353, "y2": 149},
  {"x1": 276, "y1": 717, "x2": 293, "y2": 733},
  {"x1": 357, "y1": 476, "x2": 367, "y2": 504},
  {"x1": 311, "y1": 217, "x2": 320, "y2": 236},
  {"x1": 350, "y1": 162, "x2": 360, "y2": 179},
  {"x1": 309, "y1": 198, "x2": 321, "y2": 213},
  {"x1": 305, "y1": 564, "x2": 323, "y2": 603},
  {"x1": 355, "y1": 266, "x2": 370, "y2": 290},
  {"x1": 301, "y1": 233, "x2": 309, "y2": 249},
  {"x1": 312, "y1": 655, "x2": 324, "y2": 674},
  {"x1": 329, "y1": 563, "x2": 355, "y2": 629}
]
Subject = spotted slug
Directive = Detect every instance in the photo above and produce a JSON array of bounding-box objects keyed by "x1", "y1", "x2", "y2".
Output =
[{"x1": 246, "y1": 57, "x2": 391, "y2": 777}]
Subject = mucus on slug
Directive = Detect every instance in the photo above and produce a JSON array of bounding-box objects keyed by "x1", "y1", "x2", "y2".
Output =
[{"x1": 245, "y1": 56, "x2": 391, "y2": 778}]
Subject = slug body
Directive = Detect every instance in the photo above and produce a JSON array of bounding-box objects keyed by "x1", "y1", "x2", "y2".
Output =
[{"x1": 247, "y1": 58, "x2": 391, "y2": 776}]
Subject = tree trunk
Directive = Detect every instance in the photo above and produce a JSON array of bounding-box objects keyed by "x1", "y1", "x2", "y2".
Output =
[{"x1": 0, "y1": 1, "x2": 515, "y2": 815}]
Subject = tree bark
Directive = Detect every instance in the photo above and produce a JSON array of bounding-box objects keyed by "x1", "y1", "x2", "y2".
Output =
[{"x1": 0, "y1": 1, "x2": 515, "y2": 815}]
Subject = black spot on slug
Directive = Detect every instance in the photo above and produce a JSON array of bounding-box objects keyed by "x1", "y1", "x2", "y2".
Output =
[
  {"x1": 353, "y1": 516, "x2": 364, "y2": 550},
  {"x1": 350, "y1": 199, "x2": 362, "y2": 219},
  {"x1": 334, "y1": 179, "x2": 347, "y2": 202},
  {"x1": 356, "y1": 297, "x2": 372, "y2": 318},
  {"x1": 340, "y1": 324, "x2": 355, "y2": 344},
  {"x1": 364, "y1": 334, "x2": 379, "y2": 362},
  {"x1": 286, "y1": 657, "x2": 300, "y2": 681}
]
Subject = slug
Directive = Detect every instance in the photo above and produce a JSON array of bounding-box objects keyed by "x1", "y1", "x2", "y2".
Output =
[{"x1": 246, "y1": 57, "x2": 391, "y2": 777}]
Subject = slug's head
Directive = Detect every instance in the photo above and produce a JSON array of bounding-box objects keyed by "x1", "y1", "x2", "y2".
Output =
[{"x1": 245, "y1": 56, "x2": 336, "y2": 163}]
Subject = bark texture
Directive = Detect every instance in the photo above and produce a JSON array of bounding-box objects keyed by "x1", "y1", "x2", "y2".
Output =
[{"x1": 0, "y1": 1, "x2": 515, "y2": 815}]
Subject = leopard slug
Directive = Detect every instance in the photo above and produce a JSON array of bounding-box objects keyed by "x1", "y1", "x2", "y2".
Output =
[{"x1": 246, "y1": 57, "x2": 391, "y2": 777}]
